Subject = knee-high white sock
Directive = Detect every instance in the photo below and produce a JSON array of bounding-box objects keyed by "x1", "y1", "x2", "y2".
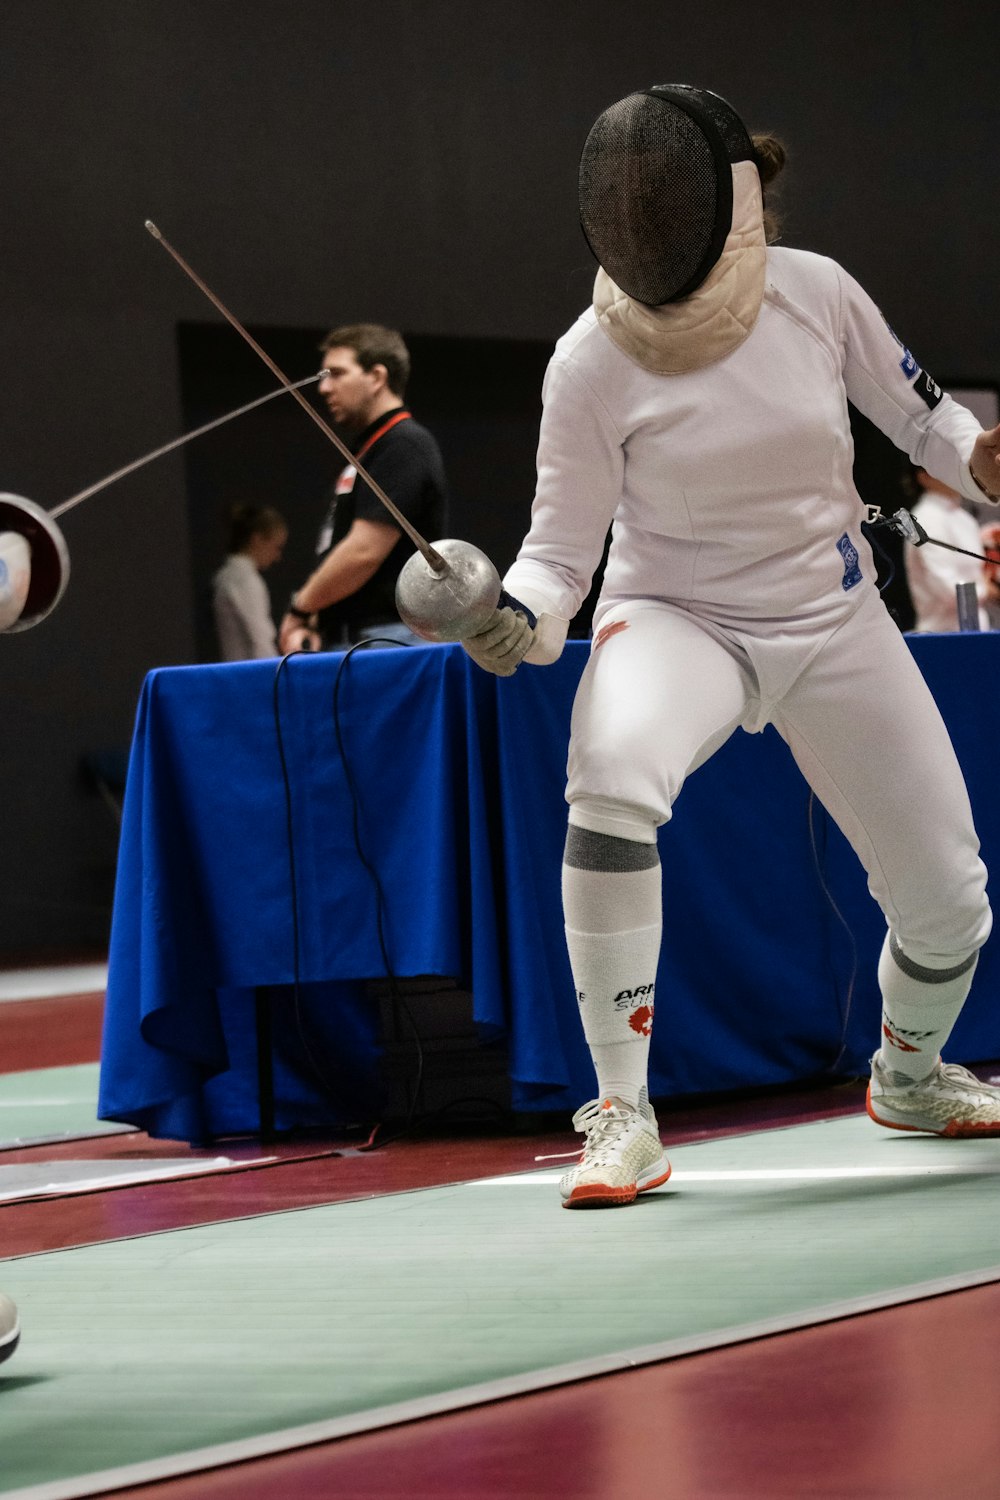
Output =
[
  {"x1": 877, "y1": 930, "x2": 979, "y2": 1083},
  {"x1": 563, "y1": 822, "x2": 662, "y2": 1108}
]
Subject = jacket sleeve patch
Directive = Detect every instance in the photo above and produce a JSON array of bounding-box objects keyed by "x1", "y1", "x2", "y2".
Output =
[
  {"x1": 879, "y1": 312, "x2": 931, "y2": 393},
  {"x1": 913, "y1": 369, "x2": 944, "y2": 409}
]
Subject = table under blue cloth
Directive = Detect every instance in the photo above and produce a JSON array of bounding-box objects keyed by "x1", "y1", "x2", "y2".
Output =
[{"x1": 99, "y1": 635, "x2": 1000, "y2": 1143}]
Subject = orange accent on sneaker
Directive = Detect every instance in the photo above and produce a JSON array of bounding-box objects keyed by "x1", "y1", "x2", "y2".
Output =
[
  {"x1": 561, "y1": 1163, "x2": 672, "y2": 1210},
  {"x1": 563, "y1": 1158, "x2": 671, "y2": 1206},
  {"x1": 563, "y1": 1181, "x2": 638, "y2": 1208},
  {"x1": 865, "y1": 1085, "x2": 924, "y2": 1132},
  {"x1": 866, "y1": 1084, "x2": 1000, "y2": 1138},
  {"x1": 938, "y1": 1119, "x2": 1000, "y2": 1137}
]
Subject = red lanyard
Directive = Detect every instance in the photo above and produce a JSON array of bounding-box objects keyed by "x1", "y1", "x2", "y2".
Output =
[{"x1": 353, "y1": 409, "x2": 411, "y2": 464}]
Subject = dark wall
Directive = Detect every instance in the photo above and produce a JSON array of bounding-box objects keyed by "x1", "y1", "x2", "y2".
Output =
[
  {"x1": 1, "y1": 1, "x2": 997, "y2": 952},
  {"x1": 176, "y1": 322, "x2": 553, "y2": 661}
]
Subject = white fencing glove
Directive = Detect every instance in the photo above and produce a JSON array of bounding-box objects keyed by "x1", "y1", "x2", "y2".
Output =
[{"x1": 461, "y1": 605, "x2": 534, "y2": 677}]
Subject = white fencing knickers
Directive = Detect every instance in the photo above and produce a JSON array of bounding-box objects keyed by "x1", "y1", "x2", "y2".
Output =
[{"x1": 566, "y1": 588, "x2": 992, "y2": 969}]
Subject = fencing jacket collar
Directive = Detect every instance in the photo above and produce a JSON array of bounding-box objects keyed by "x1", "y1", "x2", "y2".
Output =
[{"x1": 593, "y1": 161, "x2": 767, "y2": 374}]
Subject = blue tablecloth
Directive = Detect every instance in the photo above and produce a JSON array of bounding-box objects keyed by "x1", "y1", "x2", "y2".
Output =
[{"x1": 99, "y1": 635, "x2": 1000, "y2": 1142}]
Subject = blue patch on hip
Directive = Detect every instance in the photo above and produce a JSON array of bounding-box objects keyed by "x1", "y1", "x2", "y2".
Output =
[{"x1": 837, "y1": 533, "x2": 862, "y2": 591}]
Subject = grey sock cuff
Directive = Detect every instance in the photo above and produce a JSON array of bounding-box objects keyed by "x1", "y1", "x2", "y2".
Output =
[
  {"x1": 564, "y1": 825, "x2": 660, "y2": 873},
  {"x1": 889, "y1": 931, "x2": 978, "y2": 984}
]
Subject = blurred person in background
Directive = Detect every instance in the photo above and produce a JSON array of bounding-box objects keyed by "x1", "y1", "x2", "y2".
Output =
[
  {"x1": 904, "y1": 467, "x2": 988, "y2": 631},
  {"x1": 212, "y1": 504, "x2": 288, "y2": 660},
  {"x1": 980, "y1": 521, "x2": 1000, "y2": 630}
]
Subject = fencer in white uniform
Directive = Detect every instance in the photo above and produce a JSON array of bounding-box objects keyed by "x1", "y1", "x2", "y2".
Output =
[{"x1": 462, "y1": 85, "x2": 1000, "y2": 1207}]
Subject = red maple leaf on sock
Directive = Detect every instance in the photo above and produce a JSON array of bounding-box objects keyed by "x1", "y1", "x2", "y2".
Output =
[
  {"x1": 883, "y1": 1021, "x2": 920, "y2": 1053},
  {"x1": 629, "y1": 1005, "x2": 654, "y2": 1037}
]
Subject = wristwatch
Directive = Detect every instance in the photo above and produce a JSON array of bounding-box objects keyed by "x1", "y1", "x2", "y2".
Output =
[{"x1": 286, "y1": 595, "x2": 317, "y2": 623}]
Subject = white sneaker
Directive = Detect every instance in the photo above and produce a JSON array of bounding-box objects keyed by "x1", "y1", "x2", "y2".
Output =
[
  {"x1": 560, "y1": 1090, "x2": 671, "y2": 1208},
  {"x1": 0, "y1": 1294, "x2": 19, "y2": 1366},
  {"x1": 867, "y1": 1053, "x2": 1000, "y2": 1137}
]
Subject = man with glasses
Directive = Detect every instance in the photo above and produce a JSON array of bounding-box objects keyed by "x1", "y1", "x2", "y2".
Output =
[{"x1": 279, "y1": 324, "x2": 448, "y2": 652}]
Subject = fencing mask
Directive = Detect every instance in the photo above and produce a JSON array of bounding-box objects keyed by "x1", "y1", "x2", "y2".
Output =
[
  {"x1": 579, "y1": 86, "x2": 767, "y2": 373},
  {"x1": 580, "y1": 85, "x2": 757, "y2": 306}
]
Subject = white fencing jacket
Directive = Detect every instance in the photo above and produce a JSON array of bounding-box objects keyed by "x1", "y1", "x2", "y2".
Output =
[{"x1": 506, "y1": 246, "x2": 985, "y2": 648}]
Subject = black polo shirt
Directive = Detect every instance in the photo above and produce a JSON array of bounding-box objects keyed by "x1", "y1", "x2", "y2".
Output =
[{"x1": 315, "y1": 408, "x2": 449, "y2": 641}]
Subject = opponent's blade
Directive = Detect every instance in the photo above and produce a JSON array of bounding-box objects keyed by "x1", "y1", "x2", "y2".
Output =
[
  {"x1": 51, "y1": 373, "x2": 324, "y2": 520},
  {"x1": 145, "y1": 222, "x2": 446, "y2": 573}
]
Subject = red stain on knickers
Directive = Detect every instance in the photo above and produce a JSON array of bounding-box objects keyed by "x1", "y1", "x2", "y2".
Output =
[
  {"x1": 593, "y1": 620, "x2": 629, "y2": 651},
  {"x1": 629, "y1": 1005, "x2": 653, "y2": 1036}
]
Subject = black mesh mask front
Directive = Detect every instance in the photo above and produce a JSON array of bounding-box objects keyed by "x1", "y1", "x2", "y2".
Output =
[{"x1": 579, "y1": 85, "x2": 755, "y2": 308}]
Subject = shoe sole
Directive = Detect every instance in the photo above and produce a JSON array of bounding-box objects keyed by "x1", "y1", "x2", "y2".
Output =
[
  {"x1": 866, "y1": 1085, "x2": 1000, "y2": 1137},
  {"x1": 561, "y1": 1158, "x2": 672, "y2": 1210},
  {"x1": 0, "y1": 1332, "x2": 19, "y2": 1365}
]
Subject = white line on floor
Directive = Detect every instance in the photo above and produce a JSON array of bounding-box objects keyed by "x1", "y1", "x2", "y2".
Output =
[
  {"x1": 0, "y1": 964, "x2": 108, "y2": 1002},
  {"x1": 0, "y1": 1100, "x2": 90, "y2": 1108},
  {"x1": 469, "y1": 1162, "x2": 1000, "y2": 1185}
]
